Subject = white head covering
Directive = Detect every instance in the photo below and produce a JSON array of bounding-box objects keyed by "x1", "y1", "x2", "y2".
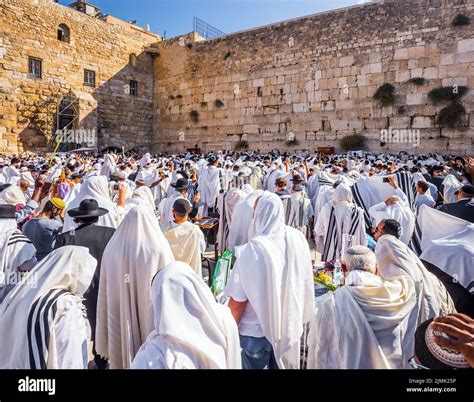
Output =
[
  {"x1": 95, "y1": 205, "x2": 175, "y2": 369},
  {"x1": 132, "y1": 262, "x2": 241, "y2": 369},
  {"x1": 0, "y1": 246, "x2": 97, "y2": 368},
  {"x1": 63, "y1": 175, "x2": 121, "y2": 232},
  {"x1": 331, "y1": 183, "x2": 353, "y2": 206},
  {"x1": 227, "y1": 190, "x2": 264, "y2": 251},
  {"x1": 375, "y1": 234, "x2": 455, "y2": 324},
  {"x1": 128, "y1": 186, "x2": 156, "y2": 211},
  {"x1": 442, "y1": 174, "x2": 462, "y2": 204},
  {"x1": 227, "y1": 192, "x2": 315, "y2": 369},
  {"x1": 0, "y1": 185, "x2": 26, "y2": 206}
]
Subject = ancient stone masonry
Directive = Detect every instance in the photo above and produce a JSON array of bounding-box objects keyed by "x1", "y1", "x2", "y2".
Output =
[
  {"x1": 151, "y1": 0, "x2": 474, "y2": 155},
  {"x1": 0, "y1": 0, "x2": 159, "y2": 154},
  {"x1": 0, "y1": 0, "x2": 473, "y2": 155}
]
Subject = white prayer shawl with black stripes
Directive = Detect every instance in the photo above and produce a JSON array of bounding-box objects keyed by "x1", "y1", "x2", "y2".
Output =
[
  {"x1": 0, "y1": 246, "x2": 97, "y2": 369},
  {"x1": 351, "y1": 171, "x2": 416, "y2": 232},
  {"x1": 285, "y1": 192, "x2": 311, "y2": 237},
  {"x1": 0, "y1": 219, "x2": 36, "y2": 303},
  {"x1": 410, "y1": 205, "x2": 474, "y2": 291},
  {"x1": 217, "y1": 189, "x2": 246, "y2": 254},
  {"x1": 318, "y1": 204, "x2": 367, "y2": 262}
]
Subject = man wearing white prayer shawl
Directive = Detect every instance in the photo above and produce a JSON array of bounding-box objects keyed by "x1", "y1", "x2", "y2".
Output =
[
  {"x1": 197, "y1": 157, "x2": 221, "y2": 214},
  {"x1": 227, "y1": 190, "x2": 264, "y2": 253},
  {"x1": 158, "y1": 178, "x2": 192, "y2": 228},
  {"x1": 412, "y1": 205, "x2": 474, "y2": 315},
  {"x1": 285, "y1": 184, "x2": 313, "y2": 237},
  {"x1": 131, "y1": 262, "x2": 241, "y2": 369},
  {"x1": 315, "y1": 183, "x2": 367, "y2": 261},
  {"x1": 368, "y1": 176, "x2": 415, "y2": 244},
  {"x1": 307, "y1": 246, "x2": 417, "y2": 369},
  {"x1": 96, "y1": 205, "x2": 175, "y2": 369},
  {"x1": 164, "y1": 199, "x2": 205, "y2": 278},
  {"x1": 63, "y1": 176, "x2": 121, "y2": 232},
  {"x1": 224, "y1": 192, "x2": 315, "y2": 369},
  {"x1": 375, "y1": 231, "x2": 455, "y2": 327},
  {"x1": 0, "y1": 246, "x2": 97, "y2": 369},
  {"x1": 117, "y1": 185, "x2": 157, "y2": 219},
  {"x1": 217, "y1": 188, "x2": 246, "y2": 254},
  {"x1": 0, "y1": 204, "x2": 37, "y2": 303},
  {"x1": 100, "y1": 154, "x2": 116, "y2": 177}
]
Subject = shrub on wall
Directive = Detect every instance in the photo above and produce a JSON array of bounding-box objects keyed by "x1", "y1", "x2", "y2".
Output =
[
  {"x1": 408, "y1": 77, "x2": 426, "y2": 86},
  {"x1": 234, "y1": 140, "x2": 249, "y2": 150},
  {"x1": 189, "y1": 110, "x2": 199, "y2": 123},
  {"x1": 215, "y1": 99, "x2": 225, "y2": 108},
  {"x1": 428, "y1": 86, "x2": 468, "y2": 104},
  {"x1": 374, "y1": 83, "x2": 396, "y2": 107},
  {"x1": 339, "y1": 134, "x2": 367, "y2": 152},
  {"x1": 285, "y1": 138, "x2": 299, "y2": 146},
  {"x1": 452, "y1": 14, "x2": 470, "y2": 27},
  {"x1": 437, "y1": 102, "x2": 466, "y2": 128},
  {"x1": 224, "y1": 51, "x2": 232, "y2": 60}
]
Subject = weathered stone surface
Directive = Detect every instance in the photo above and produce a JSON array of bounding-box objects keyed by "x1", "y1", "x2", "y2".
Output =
[{"x1": 1, "y1": 0, "x2": 473, "y2": 155}]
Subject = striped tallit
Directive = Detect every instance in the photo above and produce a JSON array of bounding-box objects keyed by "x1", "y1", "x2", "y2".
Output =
[
  {"x1": 27, "y1": 289, "x2": 70, "y2": 369},
  {"x1": 322, "y1": 205, "x2": 361, "y2": 262}
]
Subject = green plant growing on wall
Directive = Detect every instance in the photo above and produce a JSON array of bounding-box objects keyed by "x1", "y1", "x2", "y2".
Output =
[
  {"x1": 168, "y1": 95, "x2": 175, "y2": 100},
  {"x1": 176, "y1": 94, "x2": 183, "y2": 99},
  {"x1": 234, "y1": 140, "x2": 249, "y2": 150},
  {"x1": 428, "y1": 86, "x2": 469, "y2": 128},
  {"x1": 215, "y1": 99, "x2": 225, "y2": 108},
  {"x1": 201, "y1": 101, "x2": 207, "y2": 107},
  {"x1": 189, "y1": 110, "x2": 199, "y2": 123},
  {"x1": 408, "y1": 77, "x2": 426, "y2": 86},
  {"x1": 428, "y1": 86, "x2": 468, "y2": 104},
  {"x1": 437, "y1": 102, "x2": 466, "y2": 128},
  {"x1": 224, "y1": 51, "x2": 232, "y2": 60},
  {"x1": 374, "y1": 83, "x2": 395, "y2": 107},
  {"x1": 397, "y1": 105, "x2": 406, "y2": 115},
  {"x1": 339, "y1": 134, "x2": 367, "y2": 152},
  {"x1": 452, "y1": 14, "x2": 470, "y2": 26},
  {"x1": 286, "y1": 138, "x2": 299, "y2": 146}
]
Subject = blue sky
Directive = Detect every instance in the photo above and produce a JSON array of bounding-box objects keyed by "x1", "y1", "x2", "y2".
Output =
[{"x1": 60, "y1": 0, "x2": 367, "y2": 38}]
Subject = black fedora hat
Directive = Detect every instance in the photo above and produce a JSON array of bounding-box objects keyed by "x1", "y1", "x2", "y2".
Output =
[
  {"x1": 0, "y1": 204, "x2": 16, "y2": 219},
  {"x1": 171, "y1": 178, "x2": 189, "y2": 191},
  {"x1": 67, "y1": 199, "x2": 109, "y2": 218}
]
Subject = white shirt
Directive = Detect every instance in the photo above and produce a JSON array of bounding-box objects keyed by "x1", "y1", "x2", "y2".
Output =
[{"x1": 224, "y1": 258, "x2": 265, "y2": 338}]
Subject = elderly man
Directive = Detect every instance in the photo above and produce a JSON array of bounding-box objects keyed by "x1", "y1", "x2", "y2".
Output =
[
  {"x1": 374, "y1": 221, "x2": 455, "y2": 325},
  {"x1": 307, "y1": 246, "x2": 417, "y2": 369}
]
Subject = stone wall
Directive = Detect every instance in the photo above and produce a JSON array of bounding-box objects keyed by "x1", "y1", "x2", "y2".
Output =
[
  {"x1": 151, "y1": 0, "x2": 474, "y2": 155},
  {"x1": 0, "y1": 0, "x2": 159, "y2": 154}
]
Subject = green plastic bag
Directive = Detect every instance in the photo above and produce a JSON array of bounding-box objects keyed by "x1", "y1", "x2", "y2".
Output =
[{"x1": 211, "y1": 250, "x2": 233, "y2": 300}]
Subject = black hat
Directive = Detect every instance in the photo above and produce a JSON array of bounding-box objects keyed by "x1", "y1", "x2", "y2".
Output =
[
  {"x1": 67, "y1": 199, "x2": 109, "y2": 218},
  {"x1": 459, "y1": 184, "x2": 474, "y2": 197},
  {"x1": 0, "y1": 183, "x2": 11, "y2": 193},
  {"x1": 0, "y1": 204, "x2": 16, "y2": 219},
  {"x1": 292, "y1": 174, "x2": 305, "y2": 183},
  {"x1": 171, "y1": 178, "x2": 189, "y2": 191},
  {"x1": 173, "y1": 198, "x2": 191, "y2": 215}
]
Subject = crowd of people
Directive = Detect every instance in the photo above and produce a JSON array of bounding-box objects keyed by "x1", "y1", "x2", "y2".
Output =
[{"x1": 0, "y1": 149, "x2": 472, "y2": 370}]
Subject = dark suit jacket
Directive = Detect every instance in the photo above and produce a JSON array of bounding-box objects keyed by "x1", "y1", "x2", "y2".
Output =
[
  {"x1": 437, "y1": 199, "x2": 474, "y2": 223},
  {"x1": 55, "y1": 223, "x2": 116, "y2": 340}
]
